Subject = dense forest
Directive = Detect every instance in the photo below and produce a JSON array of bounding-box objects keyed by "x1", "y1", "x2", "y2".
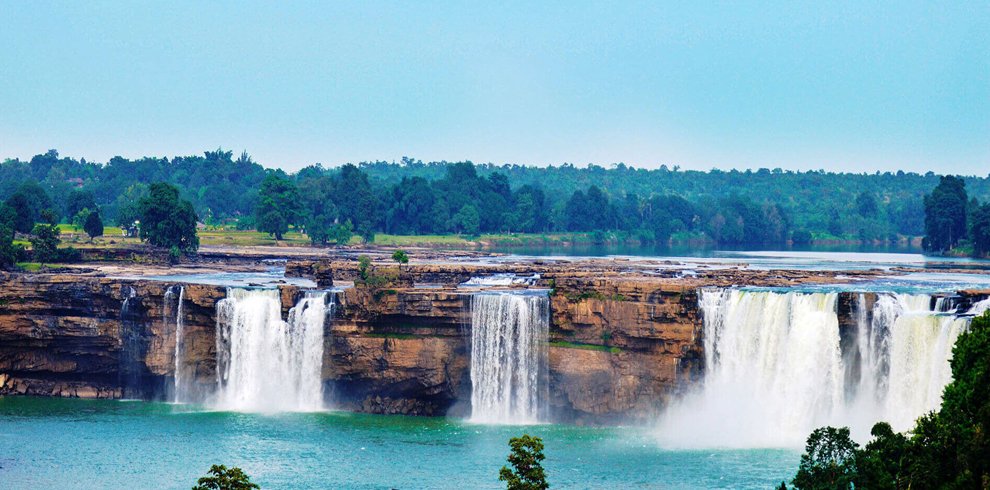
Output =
[{"x1": 2, "y1": 149, "x2": 990, "y2": 248}]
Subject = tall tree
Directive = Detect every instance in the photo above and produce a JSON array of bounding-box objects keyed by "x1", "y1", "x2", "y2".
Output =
[
  {"x1": 65, "y1": 189, "x2": 97, "y2": 219},
  {"x1": 855, "y1": 422, "x2": 906, "y2": 490},
  {"x1": 969, "y1": 202, "x2": 990, "y2": 257},
  {"x1": 5, "y1": 181, "x2": 55, "y2": 233},
  {"x1": 138, "y1": 182, "x2": 199, "y2": 253},
  {"x1": 386, "y1": 176, "x2": 435, "y2": 234},
  {"x1": 83, "y1": 210, "x2": 104, "y2": 240},
  {"x1": 333, "y1": 164, "x2": 380, "y2": 240},
  {"x1": 451, "y1": 204, "x2": 480, "y2": 235},
  {"x1": 254, "y1": 172, "x2": 301, "y2": 240},
  {"x1": 923, "y1": 175, "x2": 968, "y2": 253},
  {"x1": 29, "y1": 222, "x2": 63, "y2": 264},
  {"x1": 792, "y1": 426, "x2": 859, "y2": 490},
  {"x1": 499, "y1": 435, "x2": 549, "y2": 490},
  {"x1": 298, "y1": 174, "x2": 337, "y2": 245},
  {"x1": 0, "y1": 203, "x2": 20, "y2": 269}
]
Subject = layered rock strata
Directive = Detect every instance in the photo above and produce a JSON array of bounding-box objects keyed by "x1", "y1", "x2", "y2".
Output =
[{"x1": 3, "y1": 264, "x2": 986, "y2": 425}]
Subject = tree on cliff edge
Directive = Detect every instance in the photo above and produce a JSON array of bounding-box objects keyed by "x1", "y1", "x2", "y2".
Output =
[{"x1": 138, "y1": 182, "x2": 199, "y2": 254}]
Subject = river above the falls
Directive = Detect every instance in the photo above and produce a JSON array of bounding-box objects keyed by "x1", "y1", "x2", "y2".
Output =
[{"x1": 0, "y1": 397, "x2": 796, "y2": 489}]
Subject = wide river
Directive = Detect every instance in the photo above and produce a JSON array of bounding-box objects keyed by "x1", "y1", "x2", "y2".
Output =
[
  {"x1": 7, "y1": 249, "x2": 990, "y2": 489},
  {"x1": 0, "y1": 397, "x2": 796, "y2": 489}
]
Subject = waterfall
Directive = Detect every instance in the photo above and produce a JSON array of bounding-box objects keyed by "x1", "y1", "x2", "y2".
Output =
[
  {"x1": 168, "y1": 286, "x2": 192, "y2": 403},
  {"x1": 659, "y1": 289, "x2": 987, "y2": 448},
  {"x1": 214, "y1": 288, "x2": 330, "y2": 412},
  {"x1": 879, "y1": 294, "x2": 968, "y2": 429},
  {"x1": 469, "y1": 292, "x2": 549, "y2": 424},
  {"x1": 119, "y1": 286, "x2": 142, "y2": 398}
]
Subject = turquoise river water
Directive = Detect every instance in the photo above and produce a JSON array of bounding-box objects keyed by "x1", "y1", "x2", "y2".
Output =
[{"x1": 0, "y1": 397, "x2": 797, "y2": 489}]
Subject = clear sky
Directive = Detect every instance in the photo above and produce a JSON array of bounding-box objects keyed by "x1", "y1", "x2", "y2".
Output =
[{"x1": 1, "y1": 1, "x2": 987, "y2": 174}]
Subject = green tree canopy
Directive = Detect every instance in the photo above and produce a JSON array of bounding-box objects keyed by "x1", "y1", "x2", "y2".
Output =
[
  {"x1": 298, "y1": 174, "x2": 336, "y2": 245},
  {"x1": 255, "y1": 172, "x2": 301, "y2": 240},
  {"x1": 65, "y1": 189, "x2": 96, "y2": 219},
  {"x1": 84, "y1": 210, "x2": 104, "y2": 239},
  {"x1": 0, "y1": 204, "x2": 21, "y2": 269},
  {"x1": 30, "y1": 222, "x2": 62, "y2": 264},
  {"x1": 192, "y1": 465, "x2": 260, "y2": 490},
  {"x1": 792, "y1": 426, "x2": 859, "y2": 490},
  {"x1": 969, "y1": 202, "x2": 990, "y2": 257},
  {"x1": 7, "y1": 149, "x2": 990, "y2": 248},
  {"x1": 499, "y1": 434, "x2": 549, "y2": 490},
  {"x1": 854, "y1": 422, "x2": 907, "y2": 490},
  {"x1": 138, "y1": 182, "x2": 199, "y2": 253},
  {"x1": 452, "y1": 204, "x2": 480, "y2": 235},
  {"x1": 5, "y1": 181, "x2": 55, "y2": 233},
  {"x1": 855, "y1": 191, "x2": 879, "y2": 218},
  {"x1": 924, "y1": 175, "x2": 968, "y2": 252},
  {"x1": 334, "y1": 164, "x2": 380, "y2": 240}
]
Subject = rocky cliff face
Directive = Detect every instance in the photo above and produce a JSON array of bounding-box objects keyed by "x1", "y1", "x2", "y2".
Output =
[
  {"x1": 326, "y1": 287, "x2": 471, "y2": 416},
  {"x1": 0, "y1": 273, "x2": 224, "y2": 399},
  {"x1": 6, "y1": 267, "x2": 982, "y2": 425},
  {"x1": 547, "y1": 277, "x2": 703, "y2": 423},
  {"x1": 0, "y1": 271, "x2": 704, "y2": 423}
]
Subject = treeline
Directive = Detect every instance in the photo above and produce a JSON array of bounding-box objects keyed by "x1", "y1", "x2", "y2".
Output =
[
  {"x1": 253, "y1": 161, "x2": 794, "y2": 244},
  {"x1": 3, "y1": 149, "x2": 989, "y2": 246}
]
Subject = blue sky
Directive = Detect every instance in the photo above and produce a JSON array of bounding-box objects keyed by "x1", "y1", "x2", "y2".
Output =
[{"x1": 1, "y1": 1, "x2": 987, "y2": 173}]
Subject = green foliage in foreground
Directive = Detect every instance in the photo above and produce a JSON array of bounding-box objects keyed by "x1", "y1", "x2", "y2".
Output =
[
  {"x1": 500, "y1": 434, "x2": 549, "y2": 490},
  {"x1": 793, "y1": 427, "x2": 858, "y2": 490},
  {"x1": 792, "y1": 311, "x2": 990, "y2": 489},
  {"x1": 192, "y1": 465, "x2": 259, "y2": 490}
]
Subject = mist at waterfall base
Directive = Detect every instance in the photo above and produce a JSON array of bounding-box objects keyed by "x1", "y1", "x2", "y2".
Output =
[
  {"x1": 469, "y1": 291, "x2": 549, "y2": 424},
  {"x1": 657, "y1": 289, "x2": 989, "y2": 448},
  {"x1": 172, "y1": 287, "x2": 331, "y2": 413}
]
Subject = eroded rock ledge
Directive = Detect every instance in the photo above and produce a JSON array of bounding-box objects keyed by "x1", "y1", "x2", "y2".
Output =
[{"x1": 2, "y1": 257, "x2": 986, "y2": 424}]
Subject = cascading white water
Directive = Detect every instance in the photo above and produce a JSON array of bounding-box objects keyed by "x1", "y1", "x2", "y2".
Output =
[
  {"x1": 119, "y1": 286, "x2": 142, "y2": 398},
  {"x1": 168, "y1": 286, "x2": 191, "y2": 403},
  {"x1": 214, "y1": 288, "x2": 330, "y2": 412},
  {"x1": 878, "y1": 294, "x2": 968, "y2": 429},
  {"x1": 469, "y1": 292, "x2": 549, "y2": 424},
  {"x1": 659, "y1": 289, "x2": 987, "y2": 448},
  {"x1": 662, "y1": 289, "x2": 844, "y2": 447}
]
